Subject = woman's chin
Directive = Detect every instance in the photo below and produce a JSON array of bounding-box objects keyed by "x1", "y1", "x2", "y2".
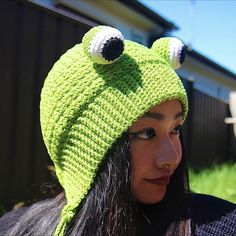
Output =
[{"x1": 134, "y1": 186, "x2": 167, "y2": 204}]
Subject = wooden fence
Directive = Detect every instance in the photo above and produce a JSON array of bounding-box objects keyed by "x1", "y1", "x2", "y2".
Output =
[
  {"x1": 0, "y1": 0, "x2": 235, "y2": 207},
  {"x1": 182, "y1": 80, "x2": 235, "y2": 168},
  {"x1": 0, "y1": 0, "x2": 95, "y2": 207}
]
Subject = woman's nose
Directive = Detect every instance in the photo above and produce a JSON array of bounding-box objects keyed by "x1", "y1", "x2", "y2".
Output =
[{"x1": 154, "y1": 135, "x2": 180, "y2": 169}]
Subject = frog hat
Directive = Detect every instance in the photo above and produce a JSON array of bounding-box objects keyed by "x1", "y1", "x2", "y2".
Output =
[{"x1": 40, "y1": 25, "x2": 188, "y2": 235}]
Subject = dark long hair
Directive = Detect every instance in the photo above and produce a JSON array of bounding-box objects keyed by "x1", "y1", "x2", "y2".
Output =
[{"x1": 0, "y1": 131, "x2": 189, "y2": 236}]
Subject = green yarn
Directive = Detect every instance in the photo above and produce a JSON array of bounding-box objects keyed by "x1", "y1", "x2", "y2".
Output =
[
  {"x1": 151, "y1": 38, "x2": 170, "y2": 65},
  {"x1": 40, "y1": 26, "x2": 188, "y2": 236},
  {"x1": 82, "y1": 26, "x2": 102, "y2": 62}
]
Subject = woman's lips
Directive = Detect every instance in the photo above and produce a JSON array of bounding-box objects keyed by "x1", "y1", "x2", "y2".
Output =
[{"x1": 145, "y1": 176, "x2": 170, "y2": 186}]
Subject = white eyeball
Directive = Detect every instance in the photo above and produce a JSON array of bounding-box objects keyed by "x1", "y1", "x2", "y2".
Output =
[
  {"x1": 88, "y1": 26, "x2": 124, "y2": 64},
  {"x1": 169, "y1": 38, "x2": 185, "y2": 70}
]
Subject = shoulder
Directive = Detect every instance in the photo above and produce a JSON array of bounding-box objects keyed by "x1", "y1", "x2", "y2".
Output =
[
  {"x1": 186, "y1": 193, "x2": 236, "y2": 235},
  {"x1": 0, "y1": 193, "x2": 64, "y2": 235},
  {"x1": 187, "y1": 193, "x2": 235, "y2": 216},
  {"x1": 0, "y1": 206, "x2": 29, "y2": 234}
]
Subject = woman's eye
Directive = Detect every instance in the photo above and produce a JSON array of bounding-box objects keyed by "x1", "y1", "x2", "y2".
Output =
[
  {"x1": 171, "y1": 125, "x2": 182, "y2": 135},
  {"x1": 130, "y1": 128, "x2": 156, "y2": 140}
]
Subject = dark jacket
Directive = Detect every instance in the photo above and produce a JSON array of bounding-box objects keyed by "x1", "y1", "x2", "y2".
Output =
[
  {"x1": 0, "y1": 193, "x2": 235, "y2": 235},
  {"x1": 136, "y1": 193, "x2": 236, "y2": 235}
]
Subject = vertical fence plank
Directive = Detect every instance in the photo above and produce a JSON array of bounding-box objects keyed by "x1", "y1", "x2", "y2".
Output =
[
  {"x1": 8, "y1": 3, "x2": 41, "y2": 201},
  {"x1": 30, "y1": 13, "x2": 59, "y2": 188},
  {"x1": 0, "y1": 0, "x2": 18, "y2": 203},
  {"x1": 181, "y1": 78, "x2": 194, "y2": 167},
  {"x1": 190, "y1": 90, "x2": 230, "y2": 169}
]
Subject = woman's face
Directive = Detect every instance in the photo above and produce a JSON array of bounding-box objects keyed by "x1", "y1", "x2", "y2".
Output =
[{"x1": 129, "y1": 100, "x2": 183, "y2": 204}]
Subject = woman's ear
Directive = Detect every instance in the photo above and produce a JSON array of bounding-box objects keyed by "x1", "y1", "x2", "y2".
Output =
[{"x1": 151, "y1": 37, "x2": 185, "y2": 70}]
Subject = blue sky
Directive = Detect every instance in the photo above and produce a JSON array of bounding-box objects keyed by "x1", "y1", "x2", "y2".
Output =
[{"x1": 140, "y1": 0, "x2": 236, "y2": 74}]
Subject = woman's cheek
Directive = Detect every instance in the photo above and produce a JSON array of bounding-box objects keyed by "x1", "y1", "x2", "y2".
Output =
[
  {"x1": 130, "y1": 141, "x2": 152, "y2": 166},
  {"x1": 131, "y1": 149, "x2": 146, "y2": 170}
]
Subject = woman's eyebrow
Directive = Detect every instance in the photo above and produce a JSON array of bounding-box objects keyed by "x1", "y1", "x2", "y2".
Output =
[{"x1": 143, "y1": 110, "x2": 184, "y2": 120}]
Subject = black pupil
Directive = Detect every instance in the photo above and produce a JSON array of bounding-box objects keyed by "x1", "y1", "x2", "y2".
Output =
[
  {"x1": 179, "y1": 46, "x2": 185, "y2": 64},
  {"x1": 146, "y1": 129, "x2": 155, "y2": 137},
  {"x1": 102, "y1": 37, "x2": 124, "y2": 61}
]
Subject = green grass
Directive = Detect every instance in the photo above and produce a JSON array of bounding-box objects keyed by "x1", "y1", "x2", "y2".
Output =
[{"x1": 189, "y1": 162, "x2": 236, "y2": 203}]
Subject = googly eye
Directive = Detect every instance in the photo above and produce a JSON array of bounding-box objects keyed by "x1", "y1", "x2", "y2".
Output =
[
  {"x1": 83, "y1": 26, "x2": 124, "y2": 64},
  {"x1": 169, "y1": 38, "x2": 185, "y2": 70}
]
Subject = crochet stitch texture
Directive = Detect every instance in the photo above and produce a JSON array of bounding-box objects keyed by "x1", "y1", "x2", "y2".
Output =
[{"x1": 40, "y1": 26, "x2": 188, "y2": 235}]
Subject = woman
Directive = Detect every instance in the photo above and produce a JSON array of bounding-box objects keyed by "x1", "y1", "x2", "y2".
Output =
[{"x1": 0, "y1": 26, "x2": 235, "y2": 236}]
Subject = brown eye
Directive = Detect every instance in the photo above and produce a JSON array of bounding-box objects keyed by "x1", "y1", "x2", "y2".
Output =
[
  {"x1": 130, "y1": 128, "x2": 156, "y2": 140},
  {"x1": 171, "y1": 125, "x2": 182, "y2": 135}
]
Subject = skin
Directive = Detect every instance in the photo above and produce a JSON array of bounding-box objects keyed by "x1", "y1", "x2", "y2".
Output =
[{"x1": 129, "y1": 99, "x2": 183, "y2": 204}]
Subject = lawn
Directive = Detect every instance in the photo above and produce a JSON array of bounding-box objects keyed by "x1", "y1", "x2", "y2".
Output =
[{"x1": 189, "y1": 162, "x2": 236, "y2": 203}]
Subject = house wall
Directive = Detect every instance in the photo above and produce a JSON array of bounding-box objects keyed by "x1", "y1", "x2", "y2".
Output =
[
  {"x1": 179, "y1": 55, "x2": 236, "y2": 102},
  {"x1": 34, "y1": 0, "x2": 166, "y2": 46}
]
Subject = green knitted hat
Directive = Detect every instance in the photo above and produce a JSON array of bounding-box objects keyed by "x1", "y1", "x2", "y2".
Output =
[{"x1": 40, "y1": 25, "x2": 188, "y2": 235}]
